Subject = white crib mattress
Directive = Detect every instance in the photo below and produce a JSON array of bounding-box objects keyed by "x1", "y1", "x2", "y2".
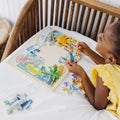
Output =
[{"x1": 0, "y1": 26, "x2": 118, "y2": 120}]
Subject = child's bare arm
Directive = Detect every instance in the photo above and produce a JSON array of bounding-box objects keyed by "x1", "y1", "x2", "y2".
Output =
[
  {"x1": 77, "y1": 42, "x2": 105, "y2": 64},
  {"x1": 88, "y1": 49, "x2": 105, "y2": 64},
  {"x1": 82, "y1": 72, "x2": 109, "y2": 109},
  {"x1": 94, "y1": 75, "x2": 109, "y2": 109},
  {"x1": 66, "y1": 61, "x2": 109, "y2": 109}
]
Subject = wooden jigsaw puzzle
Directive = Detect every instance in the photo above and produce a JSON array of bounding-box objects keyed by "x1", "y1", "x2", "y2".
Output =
[{"x1": 7, "y1": 26, "x2": 82, "y2": 90}]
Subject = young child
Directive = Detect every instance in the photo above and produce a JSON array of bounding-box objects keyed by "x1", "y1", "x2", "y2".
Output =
[{"x1": 66, "y1": 21, "x2": 120, "y2": 119}]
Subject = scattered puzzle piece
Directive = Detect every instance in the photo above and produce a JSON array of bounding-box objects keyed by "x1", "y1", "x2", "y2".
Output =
[
  {"x1": 62, "y1": 74, "x2": 86, "y2": 96},
  {"x1": 4, "y1": 94, "x2": 32, "y2": 114}
]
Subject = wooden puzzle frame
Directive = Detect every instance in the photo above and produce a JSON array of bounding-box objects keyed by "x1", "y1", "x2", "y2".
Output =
[{"x1": 7, "y1": 26, "x2": 82, "y2": 90}]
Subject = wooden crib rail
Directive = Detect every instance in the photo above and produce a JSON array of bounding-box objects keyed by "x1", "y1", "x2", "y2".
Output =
[
  {"x1": 1, "y1": 0, "x2": 120, "y2": 61},
  {"x1": 72, "y1": 0, "x2": 120, "y2": 18}
]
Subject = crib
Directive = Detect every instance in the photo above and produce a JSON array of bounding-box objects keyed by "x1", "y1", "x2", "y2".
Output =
[{"x1": 1, "y1": 0, "x2": 120, "y2": 61}]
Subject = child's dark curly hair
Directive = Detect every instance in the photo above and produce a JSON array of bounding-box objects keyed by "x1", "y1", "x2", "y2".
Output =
[{"x1": 111, "y1": 21, "x2": 120, "y2": 62}]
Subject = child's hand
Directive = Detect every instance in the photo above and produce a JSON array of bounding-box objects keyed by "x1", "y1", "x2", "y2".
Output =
[
  {"x1": 77, "y1": 42, "x2": 91, "y2": 56},
  {"x1": 65, "y1": 59, "x2": 85, "y2": 76}
]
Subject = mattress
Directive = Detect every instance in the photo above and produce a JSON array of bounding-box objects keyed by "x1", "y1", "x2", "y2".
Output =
[{"x1": 0, "y1": 26, "x2": 118, "y2": 120}]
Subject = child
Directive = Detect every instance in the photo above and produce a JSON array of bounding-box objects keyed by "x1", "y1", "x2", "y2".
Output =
[{"x1": 66, "y1": 21, "x2": 120, "y2": 119}]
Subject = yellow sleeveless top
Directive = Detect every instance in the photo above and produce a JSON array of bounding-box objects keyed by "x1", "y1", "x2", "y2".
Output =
[{"x1": 91, "y1": 64, "x2": 120, "y2": 119}]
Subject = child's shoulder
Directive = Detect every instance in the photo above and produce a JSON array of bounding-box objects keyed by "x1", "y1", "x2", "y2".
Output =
[
  {"x1": 92, "y1": 64, "x2": 109, "y2": 72},
  {"x1": 91, "y1": 64, "x2": 120, "y2": 86},
  {"x1": 93, "y1": 63, "x2": 120, "y2": 71}
]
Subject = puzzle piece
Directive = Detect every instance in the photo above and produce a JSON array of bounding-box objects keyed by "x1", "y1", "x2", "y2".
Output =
[
  {"x1": 4, "y1": 94, "x2": 27, "y2": 106},
  {"x1": 4, "y1": 94, "x2": 32, "y2": 114}
]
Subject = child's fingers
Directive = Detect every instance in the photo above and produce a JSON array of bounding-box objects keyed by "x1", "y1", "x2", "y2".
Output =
[
  {"x1": 66, "y1": 59, "x2": 74, "y2": 66},
  {"x1": 78, "y1": 46, "x2": 82, "y2": 51},
  {"x1": 75, "y1": 61, "x2": 78, "y2": 64},
  {"x1": 65, "y1": 61, "x2": 71, "y2": 68},
  {"x1": 65, "y1": 60, "x2": 70, "y2": 66},
  {"x1": 67, "y1": 59, "x2": 74, "y2": 64},
  {"x1": 77, "y1": 42, "x2": 86, "y2": 47},
  {"x1": 67, "y1": 59, "x2": 71, "y2": 63},
  {"x1": 65, "y1": 62, "x2": 72, "y2": 67},
  {"x1": 76, "y1": 42, "x2": 81, "y2": 48},
  {"x1": 77, "y1": 42, "x2": 85, "y2": 50},
  {"x1": 65, "y1": 62, "x2": 73, "y2": 72}
]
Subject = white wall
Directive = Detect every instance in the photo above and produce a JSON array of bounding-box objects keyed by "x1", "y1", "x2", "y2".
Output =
[
  {"x1": 0, "y1": 0, "x2": 28, "y2": 28},
  {"x1": 0, "y1": 0, "x2": 120, "y2": 29},
  {"x1": 97, "y1": 0, "x2": 120, "y2": 8}
]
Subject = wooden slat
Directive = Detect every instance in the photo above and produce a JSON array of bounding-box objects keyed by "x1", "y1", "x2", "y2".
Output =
[
  {"x1": 77, "y1": 5, "x2": 86, "y2": 33},
  {"x1": 55, "y1": 0, "x2": 59, "y2": 26},
  {"x1": 20, "y1": 23, "x2": 25, "y2": 45},
  {"x1": 88, "y1": 10, "x2": 97, "y2": 37},
  {"x1": 27, "y1": 11, "x2": 32, "y2": 38},
  {"x1": 23, "y1": 20, "x2": 27, "y2": 43},
  {"x1": 50, "y1": 0, "x2": 54, "y2": 25},
  {"x1": 31, "y1": 5, "x2": 36, "y2": 35},
  {"x1": 68, "y1": 2, "x2": 75, "y2": 30},
  {"x1": 16, "y1": 17, "x2": 28, "y2": 48},
  {"x1": 59, "y1": 0, "x2": 65, "y2": 27},
  {"x1": 35, "y1": 0, "x2": 39, "y2": 32},
  {"x1": 83, "y1": 7, "x2": 91, "y2": 35},
  {"x1": 15, "y1": 35, "x2": 19, "y2": 51},
  {"x1": 99, "y1": 14, "x2": 109, "y2": 33},
  {"x1": 93, "y1": 12, "x2": 103, "y2": 40},
  {"x1": 23, "y1": 17, "x2": 28, "y2": 42},
  {"x1": 110, "y1": 16, "x2": 115, "y2": 24},
  {"x1": 63, "y1": 0, "x2": 70, "y2": 29},
  {"x1": 20, "y1": 18, "x2": 27, "y2": 44},
  {"x1": 71, "y1": 0, "x2": 120, "y2": 18},
  {"x1": 15, "y1": 34, "x2": 20, "y2": 49},
  {"x1": 15, "y1": 35, "x2": 19, "y2": 50},
  {"x1": 45, "y1": 0, "x2": 48, "y2": 27},
  {"x1": 40, "y1": 0, "x2": 43, "y2": 29},
  {"x1": 18, "y1": 34, "x2": 22, "y2": 47},
  {"x1": 16, "y1": 34, "x2": 20, "y2": 47},
  {"x1": 73, "y1": 3, "x2": 80, "y2": 31},
  {"x1": 21, "y1": 32, "x2": 25, "y2": 45}
]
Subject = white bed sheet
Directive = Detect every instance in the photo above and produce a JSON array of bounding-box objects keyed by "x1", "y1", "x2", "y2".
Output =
[{"x1": 0, "y1": 26, "x2": 118, "y2": 120}]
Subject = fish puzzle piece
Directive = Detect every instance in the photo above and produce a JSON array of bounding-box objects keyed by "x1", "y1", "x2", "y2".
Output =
[
  {"x1": 19, "y1": 99, "x2": 33, "y2": 110},
  {"x1": 30, "y1": 49, "x2": 40, "y2": 57}
]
